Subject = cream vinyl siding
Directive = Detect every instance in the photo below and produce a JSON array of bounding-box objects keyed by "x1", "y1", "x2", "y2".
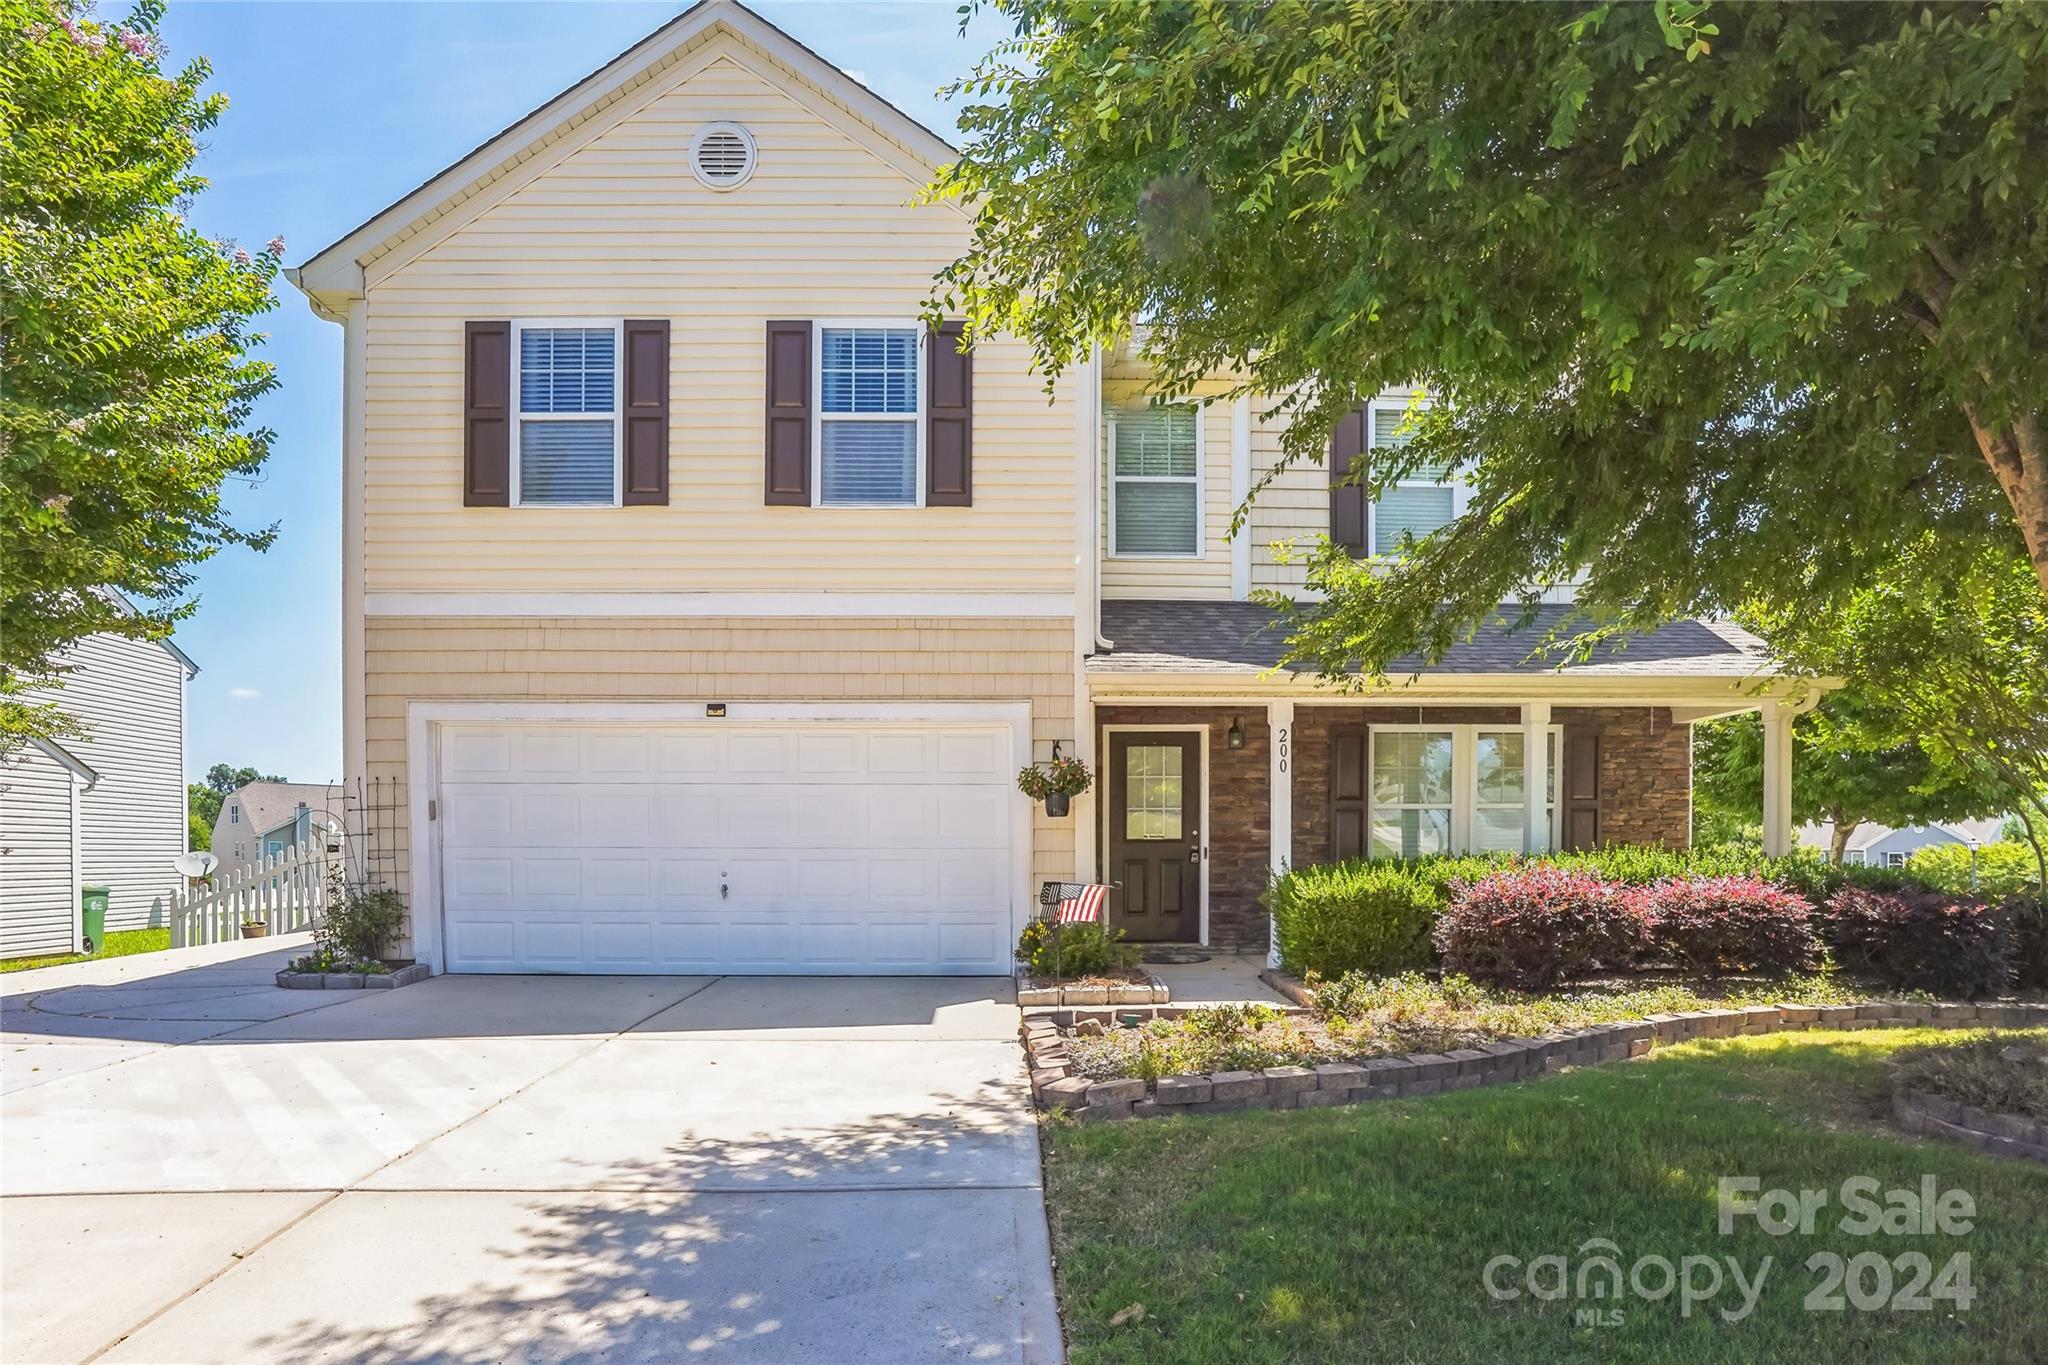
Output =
[
  {"x1": 359, "y1": 44, "x2": 1075, "y2": 595},
  {"x1": 18, "y1": 634, "x2": 188, "y2": 933},
  {"x1": 1099, "y1": 370, "x2": 1236, "y2": 599},
  {"x1": 0, "y1": 745, "x2": 79, "y2": 958},
  {"x1": 363, "y1": 615, "x2": 1076, "y2": 957},
  {"x1": 1248, "y1": 387, "x2": 1428, "y2": 597}
]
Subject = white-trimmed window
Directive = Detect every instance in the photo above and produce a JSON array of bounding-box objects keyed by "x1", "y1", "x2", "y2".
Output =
[
  {"x1": 228, "y1": 804, "x2": 238, "y2": 824},
  {"x1": 1110, "y1": 402, "x2": 1202, "y2": 556},
  {"x1": 1844, "y1": 850, "x2": 1867, "y2": 866},
  {"x1": 816, "y1": 323, "x2": 922, "y2": 507},
  {"x1": 1367, "y1": 401, "x2": 1465, "y2": 556},
  {"x1": 1885, "y1": 851, "x2": 1909, "y2": 868},
  {"x1": 513, "y1": 322, "x2": 621, "y2": 507},
  {"x1": 1369, "y1": 724, "x2": 1562, "y2": 857}
]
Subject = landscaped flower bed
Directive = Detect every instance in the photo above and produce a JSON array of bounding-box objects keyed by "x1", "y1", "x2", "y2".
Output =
[
  {"x1": 1024, "y1": 973, "x2": 2048, "y2": 1122},
  {"x1": 1890, "y1": 1031, "x2": 2048, "y2": 1162}
]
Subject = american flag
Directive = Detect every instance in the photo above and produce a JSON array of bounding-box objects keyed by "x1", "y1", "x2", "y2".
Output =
[{"x1": 1055, "y1": 883, "x2": 1108, "y2": 924}]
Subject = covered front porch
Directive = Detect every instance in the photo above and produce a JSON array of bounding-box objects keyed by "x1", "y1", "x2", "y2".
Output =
[{"x1": 1074, "y1": 602, "x2": 1820, "y2": 955}]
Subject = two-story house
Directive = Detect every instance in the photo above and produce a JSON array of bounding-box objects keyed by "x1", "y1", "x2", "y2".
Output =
[
  {"x1": 211, "y1": 780, "x2": 344, "y2": 871},
  {"x1": 289, "y1": 0, "x2": 1814, "y2": 977}
]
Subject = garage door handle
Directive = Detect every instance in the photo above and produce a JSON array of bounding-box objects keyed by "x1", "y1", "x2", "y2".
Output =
[{"x1": 721, "y1": 882, "x2": 729, "y2": 900}]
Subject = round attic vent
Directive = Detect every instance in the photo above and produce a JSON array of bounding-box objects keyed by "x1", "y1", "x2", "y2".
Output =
[{"x1": 690, "y1": 122, "x2": 757, "y2": 190}]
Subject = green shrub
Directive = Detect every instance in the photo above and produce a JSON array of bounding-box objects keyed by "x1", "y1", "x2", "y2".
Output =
[
  {"x1": 1905, "y1": 840, "x2": 2045, "y2": 898},
  {"x1": 1266, "y1": 860, "x2": 1443, "y2": 978},
  {"x1": 314, "y1": 870, "x2": 405, "y2": 966},
  {"x1": 1891, "y1": 1032, "x2": 2048, "y2": 1119},
  {"x1": 1014, "y1": 918, "x2": 1136, "y2": 979}
]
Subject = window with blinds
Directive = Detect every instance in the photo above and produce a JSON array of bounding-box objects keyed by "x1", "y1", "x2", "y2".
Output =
[
  {"x1": 1368, "y1": 404, "x2": 1456, "y2": 555},
  {"x1": 820, "y1": 326, "x2": 919, "y2": 505},
  {"x1": 515, "y1": 325, "x2": 619, "y2": 506},
  {"x1": 1111, "y1": 403, "x2": 1200, "y2": 556}
]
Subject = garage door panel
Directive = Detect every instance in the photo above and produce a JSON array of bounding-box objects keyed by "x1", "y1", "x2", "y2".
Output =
[{"x1": 438, "y1": 720, "x2": 1018, "y2": 975}]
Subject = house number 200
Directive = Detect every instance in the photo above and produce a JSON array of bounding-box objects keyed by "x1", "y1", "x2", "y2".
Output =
[{"x1": 1276, "y1": 725, "x2": 1289, "y2": 774}]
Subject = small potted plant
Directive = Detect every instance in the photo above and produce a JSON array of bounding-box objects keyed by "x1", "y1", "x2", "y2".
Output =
[
  {"x1": 1017, "y1": 751, "x2": 1092, "y2": 818},
  {"x1": 241, "y1": 919, "x2": 270, "y2": 939}
]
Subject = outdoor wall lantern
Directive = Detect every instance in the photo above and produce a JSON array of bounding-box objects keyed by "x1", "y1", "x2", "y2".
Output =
[{"x1": 1227, "y1": 716, "x2": 1245, "y2": 750}]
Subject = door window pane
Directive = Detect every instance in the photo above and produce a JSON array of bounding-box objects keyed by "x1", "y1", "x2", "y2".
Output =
[{"x1": 1124, "y1": 745, "x2": 1185, "y2": 841}]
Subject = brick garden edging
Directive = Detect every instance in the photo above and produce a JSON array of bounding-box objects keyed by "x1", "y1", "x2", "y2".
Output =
[
  {"x1": 1893, "y1": 1089, "x2": 2048, "y2": 1164},
  {"x1": 1022, "y1": 999, "x2": 2048, "y2": 1124},
  {"x1": 276, "y1": 963, "x2": 431, "y2": 991}
]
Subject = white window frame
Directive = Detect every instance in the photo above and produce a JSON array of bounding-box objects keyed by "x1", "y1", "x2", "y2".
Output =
[
  {"x1": 508, "y1": 318, "x2": 625, "y2": 509},
  {"x1": 1369, "y1": 723, "x2": 1564, "y2": 855},
  {"x1": 1885, "y1": 851, "x2": 1909, "y2": 869},
  {"x1": 229, "y1": 805, "x2": 238, "y2": 824},
  {"x1": 1363, "y1": 399, "x2": 1469, "y2": 558},
  {"x1": 811, "y1": 319, "x2": 927, "y2": 509},
  {"x1": 1844, "y1": 849, "x2": 1867, "y2": 866},
  {"x1": 1107, "y1": 400, "x2": 1206, "y2": 560}
]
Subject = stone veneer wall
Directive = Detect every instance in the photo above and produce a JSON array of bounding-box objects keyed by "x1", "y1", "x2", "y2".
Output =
[{"x1": 1095, "y1": 706, "x2": 1271, "y2": 949}]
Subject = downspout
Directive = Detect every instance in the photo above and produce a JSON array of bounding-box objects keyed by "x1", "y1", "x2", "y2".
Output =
[{"x1": 1086, "y1": 342, "x2": 1113, "y2": 651}]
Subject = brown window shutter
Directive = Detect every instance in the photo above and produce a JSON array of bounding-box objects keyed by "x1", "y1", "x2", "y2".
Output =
[
  {"x1": 1562, "y1": 725, "x2": 1602, "y2": 850},
  {"x1": 1329, "y1": 725, "x2": 1369, "y2": 860},
  {"x1": 1328, "y1": 405, "x2": 1367, "y2": 551},
  {"x1": 764, "y1": 320, "x2": 812, "y2": 505},
  {"x1": 926, "y1": 320, "x2": 972, "y2": 506},
  {"x1": 463, "y1": 321, "x2": 511, "y2": 506},
  {"x1": 621, "y1": 319, "x2": 670, "y2": 506}
]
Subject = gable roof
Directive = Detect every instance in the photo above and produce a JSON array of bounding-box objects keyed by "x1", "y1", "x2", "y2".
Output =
[
  {"x1": 221, "y1": 782, "x2": 344, "y2": 840},
  {"x1": 292, "y1": 0, "x2": 958, "y2": 310},
  {"x1": 1800, "y1": 817, "x2": 2011, "y2": 854},
  {"x1": 96, "y1": 587, "x2": 199, "y2": 678}
]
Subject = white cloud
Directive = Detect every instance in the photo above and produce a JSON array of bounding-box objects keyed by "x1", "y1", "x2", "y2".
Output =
[{"x1": 229, "y1": 686, "x2": 262, "y2": 701}]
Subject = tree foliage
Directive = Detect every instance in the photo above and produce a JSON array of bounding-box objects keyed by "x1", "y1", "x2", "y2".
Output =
[
  {"x1": 930, "y1": 1, "x2": 2048, "y2": 674},
  {"x1": 1694, "y1": 689, "x2": 2011, "y2": 859},
  {"x1": 1, "y1": 0, "x2": 281, "y2": 741},
  {"x1": 186, "y1": 762, "x2": 284, "y2": 848}
]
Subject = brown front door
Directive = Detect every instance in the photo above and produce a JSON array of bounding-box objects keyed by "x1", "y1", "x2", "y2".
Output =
[{"x1": 1107, "y1": 732, "x2": 1201, "y2": 943}]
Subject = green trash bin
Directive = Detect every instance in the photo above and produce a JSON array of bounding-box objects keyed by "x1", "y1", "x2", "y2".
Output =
[{"x1": 80, "y1": 885, "x2": 109, "y2": 956}]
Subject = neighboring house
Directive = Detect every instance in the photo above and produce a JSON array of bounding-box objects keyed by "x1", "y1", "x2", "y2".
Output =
[
  {"x1": 0, "y1": 609, "x2": 198, "y2": 958},
  {"x1": 1799, "y1": 818, "x2": 2010, "y2": 868},
  {"x1": 286, "y1": 0, "x2": 1823, "y2": 977},
  {"x1": 211, "y1": 781, "x2": 344, "y2": 870}
]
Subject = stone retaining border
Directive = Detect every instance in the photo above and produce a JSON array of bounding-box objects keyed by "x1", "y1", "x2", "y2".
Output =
[
  {"x1": 276, "y1": 963, "x2": 431, "y2": 991},
  {"x1": 1894, "y1": 1089, "x2": 2048, "y2": 1164},
  {"x1": 1022, "y1": 999, "x2": 2048, "y2": 1124},
  {"x1": 1016, "y1": 973, "x2": 1169, "y2": 1008}
]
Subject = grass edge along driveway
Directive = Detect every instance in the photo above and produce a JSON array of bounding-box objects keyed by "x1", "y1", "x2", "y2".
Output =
[
  {"x1": 1042, "y1": 1028, "x2": 2048, "y2": 1365},
  {"x1": 0, "y1": 927, "x2": 169, "y2": 974}
]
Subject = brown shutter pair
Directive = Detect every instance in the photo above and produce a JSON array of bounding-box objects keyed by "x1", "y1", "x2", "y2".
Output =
[
  {"x1": 1329, "y1": 405, "x2": 1368, "y2": 551},
  {"x1": 1562, "y1": 725, "x2": 1602, "y2": 850},
  {"x1": 762, "y1": 320, "x2": 973, "y2": 506},
  {"x1": 462, "y1": 320, "x2": 670, "y2": 506}
]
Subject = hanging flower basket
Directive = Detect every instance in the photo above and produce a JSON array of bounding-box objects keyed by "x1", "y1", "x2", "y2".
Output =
[{"x1": 1018, "y1": 753, "x2": 1092, "y2": 817}]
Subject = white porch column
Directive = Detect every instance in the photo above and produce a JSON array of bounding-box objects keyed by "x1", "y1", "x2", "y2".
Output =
[
  {"x1": 1267, "y1": 700, "x2": 1295, "y2": 968},
  {"x1": 1762, "y1": 701, "x2": 1794, "y2": 857},
  {"x1": 1522, "y1": 701, "x2": 1551, "y2": 853}
]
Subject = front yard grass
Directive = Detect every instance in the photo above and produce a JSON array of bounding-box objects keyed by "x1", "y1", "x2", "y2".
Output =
[
  {"x1": 1043, "y1": 1028, "x2": 2048, "y2": 1364},
  {"x1": 0, "y1": 927, "x2": 170, "y2": 974}
]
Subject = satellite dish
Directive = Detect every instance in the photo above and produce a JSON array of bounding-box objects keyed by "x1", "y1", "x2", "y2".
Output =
[{"x1": 174, "y1": 851, "x2": 219, "y2": 878}]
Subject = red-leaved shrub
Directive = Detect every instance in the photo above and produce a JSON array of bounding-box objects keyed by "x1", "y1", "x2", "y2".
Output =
[
  {"x1": 1433, "y1": 867, "x2": 1651, "y2": 989},
  {"x1": 1642, "y1": 876, "x2": 1819, "y2": 977},
  {"x1": 1825, "y1": 886, "x2": 2012, "y2": 999}
]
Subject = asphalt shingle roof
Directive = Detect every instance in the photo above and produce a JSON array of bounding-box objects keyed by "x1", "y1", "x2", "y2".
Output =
[{"x1": 1089, "y1": 601, "x2": 1775, "y2": 677}]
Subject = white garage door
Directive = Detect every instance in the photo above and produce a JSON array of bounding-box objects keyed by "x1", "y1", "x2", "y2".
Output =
[{"x1": 435, "y1": 721, "x2": 1018, "y2": 974}]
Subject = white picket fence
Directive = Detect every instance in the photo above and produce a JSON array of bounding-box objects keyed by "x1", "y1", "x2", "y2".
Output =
[{"x1": 162, "y1": 837, "x2": 335, "y2": 948}]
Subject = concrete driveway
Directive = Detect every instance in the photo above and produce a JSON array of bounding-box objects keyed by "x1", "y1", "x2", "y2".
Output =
[{"x1": 1, "y1": 937, "x2": 1061, "y2": 1364}]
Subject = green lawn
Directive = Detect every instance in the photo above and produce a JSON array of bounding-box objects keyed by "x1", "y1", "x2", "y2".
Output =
[
  {"x1": 1043, "y1": 1029, "x2": 2048, "y2": 1364},
  {"x1": 0, "y1": 927, "x2": 170, "y2": 974}
]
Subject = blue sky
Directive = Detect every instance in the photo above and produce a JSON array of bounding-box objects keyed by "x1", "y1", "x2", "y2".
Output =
[{"x1": 155, "y1": 0, "x2": 1010, "y2": 782}]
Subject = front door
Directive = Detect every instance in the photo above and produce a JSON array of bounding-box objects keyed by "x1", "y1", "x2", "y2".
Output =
[{"x1": 1106, "y1": 732, "x2": 1201, "y2": 943}]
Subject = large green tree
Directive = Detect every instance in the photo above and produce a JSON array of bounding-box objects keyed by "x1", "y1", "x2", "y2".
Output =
[
  {"x1": 930, "y1": 1, "x2": 2048, "y2": 672},
  {"x1": 1, "y1": 0, "x2": 280, "y2": 742},
  {"x1": 1693, "y1": 690, "x2": 2010, "y2": 860}
]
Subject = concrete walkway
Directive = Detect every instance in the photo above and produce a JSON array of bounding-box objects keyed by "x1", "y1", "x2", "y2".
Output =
[{"x1": 1, "y1": 938, "x2": 1061, "y2": 1364}]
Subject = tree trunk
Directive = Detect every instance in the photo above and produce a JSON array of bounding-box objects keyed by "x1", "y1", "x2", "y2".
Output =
[
  {"x1": 1828, "y1": 819, "x2": 1858, "y2": 865},
  {"x1": 1963, "y1": 409, "x2": 2048, "y2": 602}
]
